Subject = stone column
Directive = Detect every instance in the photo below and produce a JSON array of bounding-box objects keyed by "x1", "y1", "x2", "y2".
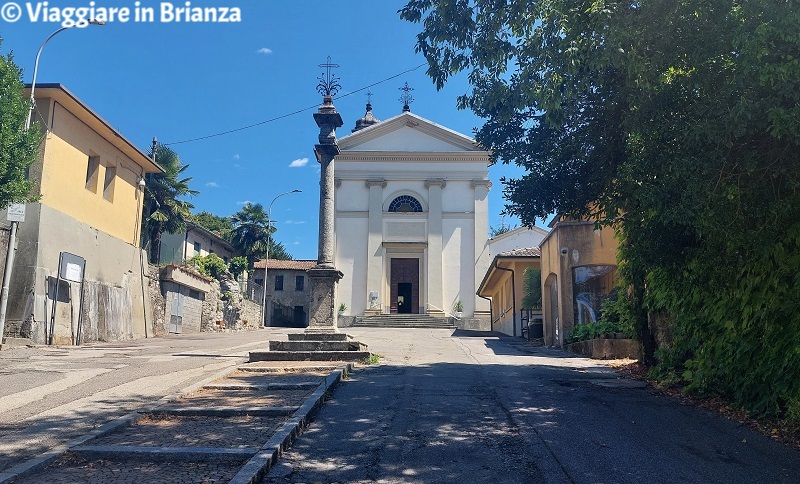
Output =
[
  {"x1": 365, "y1": 179, "x2": 386, "y2": 314},
  {"x1": 425, "y1": 179, "x2": 445, "y2": 315},
  {"x1": 307, "y1": 95, "x2": 344, "y2": 333}
]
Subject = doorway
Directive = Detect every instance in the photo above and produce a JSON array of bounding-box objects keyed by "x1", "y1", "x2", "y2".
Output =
[
  {"x1": 397, "y1": 283, "x2": 413, "y2": 313},
  {"x1": 390, "y1": 258, "x2": 419, "y2": 314}
]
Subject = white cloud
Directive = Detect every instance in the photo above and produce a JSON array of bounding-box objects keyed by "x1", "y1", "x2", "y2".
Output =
[
  {"x1": 289, "y1": 157, "x2": 309, "y2": 168},
  {"x1": 233, "y1": 154, "x2": 240, "y2": 160},
  {"x1": 256, "y1": 47, "x2": 273, "y2": 55},
  {"x1": 205, "y1": 182, "x2": 219, "y2": 187},
  {"x1": 293, "y1": 241, "x2": 300, "y2": 245},
  {"x1": 284, "y1": 220, "x2": 306, "y2": 225},
  {"x1": 237, "y1": 200, "x2": 253, "y2": 206}
]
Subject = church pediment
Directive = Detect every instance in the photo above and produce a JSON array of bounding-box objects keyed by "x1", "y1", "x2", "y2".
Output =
[{"x1": 338, "y1": 112, "x2": 482, "y2": 153}]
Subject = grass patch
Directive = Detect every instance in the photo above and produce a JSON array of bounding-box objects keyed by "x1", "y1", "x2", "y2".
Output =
[{"x1": 363, "y1": 353, "x2": 383, "y2": 365}]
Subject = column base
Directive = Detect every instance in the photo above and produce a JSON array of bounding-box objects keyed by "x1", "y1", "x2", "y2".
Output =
[{"x1": 305, "y1": 267, "x2": 344, "y2": 334}]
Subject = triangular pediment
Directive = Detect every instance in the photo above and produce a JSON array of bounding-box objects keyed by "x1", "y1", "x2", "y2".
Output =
[{"x1": 338, "y1": 112, "x2": 482, "y2": 152}]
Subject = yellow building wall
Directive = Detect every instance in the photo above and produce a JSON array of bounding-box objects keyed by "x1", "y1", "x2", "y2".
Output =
[
  {"x1": 539, "y1": 221, "x2": 620, "y2": 346},
  {"x1": 38, "y1": 102, "x2": 143, "y2": 246},
  {"x1": 482, "y1": 259, "x2": 541, "y2": 336}
]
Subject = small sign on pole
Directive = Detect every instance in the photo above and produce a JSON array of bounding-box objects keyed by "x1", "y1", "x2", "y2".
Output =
[{"x1": 6, "y1": 203, "x2": 25, "y2": 223}]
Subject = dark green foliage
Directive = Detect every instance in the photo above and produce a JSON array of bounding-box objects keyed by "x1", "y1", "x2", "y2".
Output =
[
  {"x1": 402, "y1": 0, "x2": 800, "y2": 419},
  {"x1": 144, "y1": 144, "x2": 197, "y2": 263},
  {"x1": 567, "y1": 292, "x2": 636, "y2": 343},
  {"x1": 521, "y1": 268, "x2": 542, "y2": 309},
  {"x1": 190, "y1": 211, "x2": 233, "y2": 242},
  {"x1": 228, "y1": 256, "x2": 247, "y2": 278},
  {"x1": 0, "y1": 38, "x2": 41, "y2": 207},
  {"x1": 230, "y1": 203, "x2": 293, "y2": 269}
]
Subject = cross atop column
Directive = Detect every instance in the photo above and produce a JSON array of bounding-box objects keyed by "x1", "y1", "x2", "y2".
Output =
[{"x1": 317, "y1": 56, "x2": 341, "y2": 97}]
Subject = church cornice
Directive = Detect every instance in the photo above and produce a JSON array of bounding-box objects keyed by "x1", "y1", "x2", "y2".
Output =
[{"x1": 335, "y1": 152, "x2": 490, "y2": 163}]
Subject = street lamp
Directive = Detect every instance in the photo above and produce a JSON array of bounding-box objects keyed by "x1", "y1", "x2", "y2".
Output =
[
  {"x1": 25, "y1": 20, "x2": 106, "y2": 129},
  {"x1": 261, "y1": 189, "x2": 302, "y2": 326},
  {"x1": 0, "y1": 20, "x2": 105, "y2": 342}
]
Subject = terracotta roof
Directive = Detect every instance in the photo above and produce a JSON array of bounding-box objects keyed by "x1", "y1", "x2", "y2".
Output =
[
  {"x1": 497, "y1": 247, "x2": 541, "y2": 258},
  {"x1": 253, "y1": 259, "x2": 317, "y2": 270}
]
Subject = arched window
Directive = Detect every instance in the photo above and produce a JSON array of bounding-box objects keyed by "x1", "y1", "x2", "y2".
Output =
[{"x1": 387, "y1": 195, "x2": 423, "y2": 213}]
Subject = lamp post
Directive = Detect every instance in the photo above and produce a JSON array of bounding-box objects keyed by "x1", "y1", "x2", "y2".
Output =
[
  {"x1": 260, "y1": 189, "x2": 301, "y2": 326},
  {"x1": 26, "y1": 20, "x2": 106, "y2": 129},
  {"x1": 0, "y1": 20, "x2": 104, "y2": 342}
]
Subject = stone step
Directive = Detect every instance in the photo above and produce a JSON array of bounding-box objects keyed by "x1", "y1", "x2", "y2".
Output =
[
  {"x1": 249, "y1": 350, "x2": 372, "y2": 362},
  {"x1": 269, "y1": 341, "x2": 368, "y2": 352},
  {"x1": 287, "y1": 333, "x2": 350, "y2": 342}
]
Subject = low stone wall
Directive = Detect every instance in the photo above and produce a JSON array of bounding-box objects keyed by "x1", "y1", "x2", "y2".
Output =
[
  {"x1": 240, "y1": 299, "x2": 262, "y2": 328},
  {"x1": 566, "y1": 338, "x2": 642, "y2": 360},
  {"x1": 147, "y1": 265, "x2": 167, "y2": 336},
  {"x1": 455, "y1": 316, "x2": 490, "y2": 331}
]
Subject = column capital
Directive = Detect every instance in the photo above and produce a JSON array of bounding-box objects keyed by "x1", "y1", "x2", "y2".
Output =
[
  {"x1": 335, "y1": 178, "x2": 342, "y2": 188},
  {"x1": 365, "y1": 179, "x2": 387, "y2": 188},
  {"x1": 470, "y1": 179, "x2": 492, "y2": 189},
  {"x1": 424, "y1": 178, "x2": 446, "y2": 189}
]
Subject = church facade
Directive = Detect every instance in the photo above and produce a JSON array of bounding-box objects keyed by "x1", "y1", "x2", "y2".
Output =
[{"x1": 333, "y1": 105, "x2": 492, "y2": 322}]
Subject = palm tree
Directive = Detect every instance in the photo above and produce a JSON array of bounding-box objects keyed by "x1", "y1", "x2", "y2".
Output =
[
  {"x1": 230, "y1": 203, "x2": 292, "y2": 268},
  {"x1": 143, "y1": 144, "x2": 198, "y2": 264}
]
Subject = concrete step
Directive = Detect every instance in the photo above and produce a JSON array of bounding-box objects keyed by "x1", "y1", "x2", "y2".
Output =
[
  {"x1": 269, "y1": 341, "x2": 368, "y2": 352},
  {"x1": 287, "y1": 333, "x2": 350, "y2": 342},
  {"x1": 353, "y1": 315, "x2": 455, "y2": 329},
  {"x1": 249, "y1": 350, "x2": 372, "y2": 362}
]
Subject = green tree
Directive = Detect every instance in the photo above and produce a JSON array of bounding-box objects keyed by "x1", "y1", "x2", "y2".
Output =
[
  {"x1": 402, "y1": 1, "x2": 800, "y2": 418},
  {"x1": 143, "y1": 144, "x2": 198, "y2": 264},
  {"x1": 189, "y1": 211, "x2": 233, "y2": 242},
  {"x1": 521, "y1": 268, "x2": 542, "y2": 310},
  {"x1": 228, "y1": 255, "x2": 248, "y2": 279},
  {"x1": 230, "y1": 203, "x2": 292, "y2": 268},
  {"x1": 0, "y1": 39, "x2": 41, "y2": 208}
]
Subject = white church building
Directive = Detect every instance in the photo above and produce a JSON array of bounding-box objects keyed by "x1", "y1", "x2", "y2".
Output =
[{"x1": 333, "y1": 103, "x2": 492, "y2": 322}]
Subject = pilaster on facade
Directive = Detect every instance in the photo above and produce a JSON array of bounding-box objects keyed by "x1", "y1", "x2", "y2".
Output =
[
  {"x1": 424, "y1": 178, "x2": 447, "y2": 189},
  {"x1": 365, "y1": 179, "x2": 387, "y2": 189},
  {"x1": 426, "y1": 179, "x2": 445, "y2": 314}
]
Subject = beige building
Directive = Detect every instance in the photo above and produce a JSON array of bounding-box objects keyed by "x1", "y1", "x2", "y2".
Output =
[
  {"x1": 477, "y1": 247, "x2": 542, "y2": 337},
  {"x1": 159, "y1": 223, "x2": 235, "y2": 265},
  {"x1": 252, "y1": 259, "x2": 316, "y2": 327},
  {"x1": 539, "y1": 218, "x2": 620, "y2": 347},
  {"x1": 4, "y1": 84, "x2": 162, "y2": 344}
]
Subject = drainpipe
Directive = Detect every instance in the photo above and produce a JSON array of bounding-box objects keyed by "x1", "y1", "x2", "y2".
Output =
[
  {"x1": 494, "y1": 259, "x2": 517, "y2": 337},
  {"x1": 477, "y1": 294, "x2": 492, "y2": 331}
]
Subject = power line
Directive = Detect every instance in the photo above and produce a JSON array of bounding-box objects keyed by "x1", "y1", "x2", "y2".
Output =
[{"x1": 164, "y1": 63, "x2": 428, "y2": 146}]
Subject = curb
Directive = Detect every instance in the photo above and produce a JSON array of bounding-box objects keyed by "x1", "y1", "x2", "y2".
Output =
[
  {"x1": 228, "y1": 363, "x2": 352, "y2": 484},
  {"x1": 0, "y1": 362, "x2": 243, "y2": 484}
]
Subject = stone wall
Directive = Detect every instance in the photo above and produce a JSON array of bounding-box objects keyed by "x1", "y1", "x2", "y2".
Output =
[
  {"x1": 240, "y1": 299, "x2": 262, "y2": 328},
  {"x1": 147, "y1": 265, "x2": 167, "y2": 336}
]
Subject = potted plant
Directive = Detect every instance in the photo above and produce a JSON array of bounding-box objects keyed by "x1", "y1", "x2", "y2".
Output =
[
  {"x1": 454, "y1": 301, "x2": 464, "y2": 318},
  {"x1": 338, "y1": 303, "x2": 347, "y2": 315}
]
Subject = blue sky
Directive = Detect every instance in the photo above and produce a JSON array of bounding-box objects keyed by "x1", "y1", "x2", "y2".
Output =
[{"x1": 2, "y1": 0, "x2": 535, "y2": 260}]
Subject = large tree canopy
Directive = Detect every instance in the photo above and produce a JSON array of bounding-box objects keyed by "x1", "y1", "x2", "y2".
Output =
[
  {"x1": 143, "y1": 144, "x2": 197, "y2": 264},
  {"x1": 401, "y1": 0, "x2": 800, "y2": 419},
  {"x1": 0, "y1": 38, "x2": 40, "y2": 208},
  {"x1": 230, "y1": 203, "x2": 292, "y2": 269}
]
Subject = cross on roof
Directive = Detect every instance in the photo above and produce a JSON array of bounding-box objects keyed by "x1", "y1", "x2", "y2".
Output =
[{"x1": 399, "y1": 82, "x2": 414, "y2": 112}]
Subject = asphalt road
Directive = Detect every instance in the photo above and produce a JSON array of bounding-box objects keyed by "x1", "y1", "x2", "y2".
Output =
[
  {"x1": 265, "y1": 328, "x2": 800, "y2": 484},
  {"x1": 0, "y1": 328, "x2": 274, "y2": 474}
]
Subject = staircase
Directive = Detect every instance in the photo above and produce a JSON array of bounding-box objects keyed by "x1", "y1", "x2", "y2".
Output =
[
  {"x1": 249, "y1": 333, "x2": 371, "y2": 362},
  {"x1": 353, "y1": 314, "x2": 455, "y2": 329}
]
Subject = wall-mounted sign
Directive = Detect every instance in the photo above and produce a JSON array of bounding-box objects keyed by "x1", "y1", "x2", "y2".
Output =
[{"x1": 6, "y1": 203, "x2": 25, "y2": 222}]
